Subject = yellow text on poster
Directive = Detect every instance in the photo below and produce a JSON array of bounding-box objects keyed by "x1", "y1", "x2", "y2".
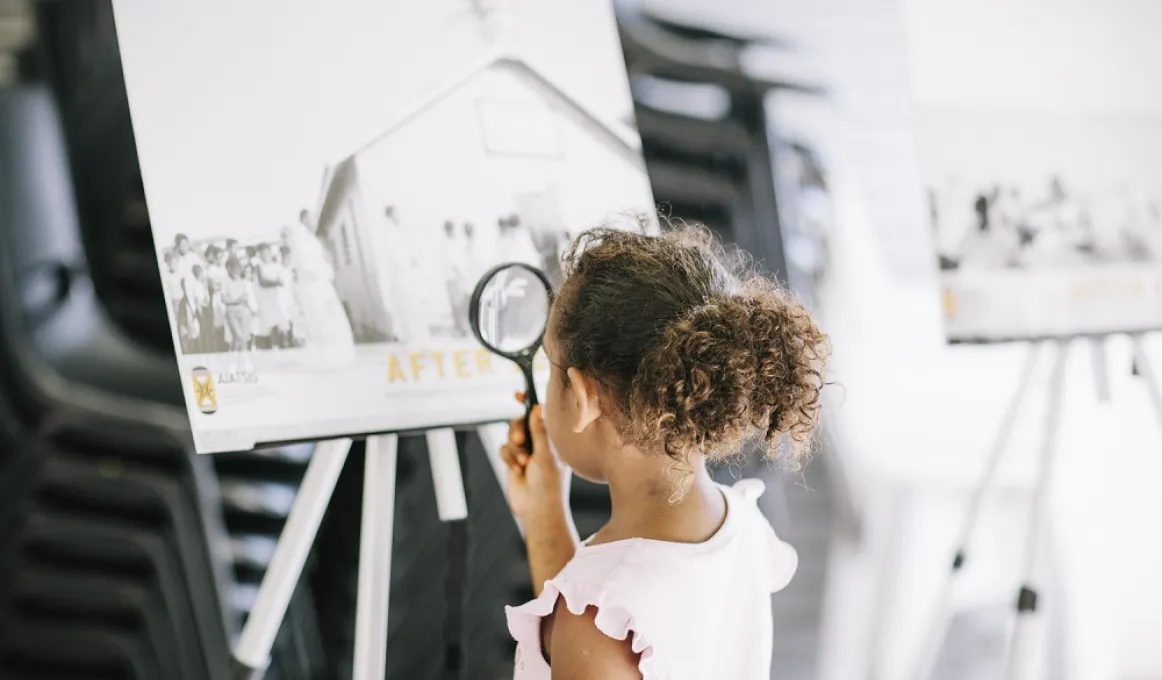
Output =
[{"x1": 387, "y1": 348, "x2": 548, "y2": 385}]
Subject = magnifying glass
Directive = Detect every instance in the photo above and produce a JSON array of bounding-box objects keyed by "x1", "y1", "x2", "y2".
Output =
[{"x1": 469, "y1": 262, "x2": 554, "y2": 450}]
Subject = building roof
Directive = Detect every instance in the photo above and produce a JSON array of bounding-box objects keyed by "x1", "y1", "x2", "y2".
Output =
[{"x1": 311, "y1": 48, "x2": 645, "y2": 227}]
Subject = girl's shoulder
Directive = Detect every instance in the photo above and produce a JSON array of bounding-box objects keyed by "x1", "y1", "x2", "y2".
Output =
[
  {"x1": 556, "y1": 479, "x2": 797, "y2": 593},
  {"x1": 571, "y1": 479, "x2": 798, "y2": 593}
]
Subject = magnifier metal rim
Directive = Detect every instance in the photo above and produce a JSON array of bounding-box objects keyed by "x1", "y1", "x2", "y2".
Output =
[{"x1": 468, "y1": 261, "x2": 554, "y2": 360}]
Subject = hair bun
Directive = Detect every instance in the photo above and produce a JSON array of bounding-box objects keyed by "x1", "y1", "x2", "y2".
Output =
[{"x1": 627, "y1": 280, "x2": 828, "y2": 468}]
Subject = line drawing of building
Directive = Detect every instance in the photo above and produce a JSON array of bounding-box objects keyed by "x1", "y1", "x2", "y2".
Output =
[{"x1": 310, "y1": 47, "x2": 654, "y2": 345}]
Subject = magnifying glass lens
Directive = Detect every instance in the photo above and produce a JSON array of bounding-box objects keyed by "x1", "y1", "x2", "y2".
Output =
[
  {"x1": 473, "y1": 265, "x2": 551, "y2": 355},
  {"x1": 469, "y1": 263, "x2": 554, "y2": 450}
]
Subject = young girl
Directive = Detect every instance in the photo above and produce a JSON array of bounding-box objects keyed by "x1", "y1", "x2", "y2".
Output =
[{"x1": 500, "y1": 223, "x2": 829, "y2": 680}]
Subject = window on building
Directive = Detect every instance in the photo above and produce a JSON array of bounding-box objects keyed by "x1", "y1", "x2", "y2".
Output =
[{"x1": 476, "y1": 98, "x2": 564, "y2": 158}]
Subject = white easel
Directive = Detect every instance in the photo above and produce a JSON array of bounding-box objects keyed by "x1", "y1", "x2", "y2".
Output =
[
  {"x1": 230, "y1": 422, "x2": 513, "y2": 679},
  {"x1": 910, "y1": 333, "x2": 1162, "y2": 680}
]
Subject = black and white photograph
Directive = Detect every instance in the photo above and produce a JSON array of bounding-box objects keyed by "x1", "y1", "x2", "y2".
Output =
[
  {"x1": 904, "y1": 0, "x2": 1162, "y2": 344},
  {"x1": 112, "y1": 0, "x2": 656, "y2": 453},
  {"x1": 919, "y1": 109, "x2": 1162, "y2": 343},
  {"x1": 926, "y1": 113, "x2": 1162, "y2": 274}
]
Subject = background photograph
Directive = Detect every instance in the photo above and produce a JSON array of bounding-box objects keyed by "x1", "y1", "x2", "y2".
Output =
[{"x1": 925, "y1": 111, "x2": 1162, "y2": 274}]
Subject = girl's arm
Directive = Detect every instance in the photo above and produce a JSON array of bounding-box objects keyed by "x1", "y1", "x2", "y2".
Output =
[
  {"x1": 548, "y1": 605, "x2": 642, "y2": 680},
  {"x1": 526, "y1": 509, "x2": 578, "y2": 667},
  {"x1": 500, "y1": 404, "x2": 579, "y2": 597},
  {"x1": 524, "y1": 501, "x2": 578, "y2": 598}
]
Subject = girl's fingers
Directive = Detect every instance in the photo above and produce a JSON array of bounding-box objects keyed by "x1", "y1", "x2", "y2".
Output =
[
  {"x1": 500, "y1": 444, "x2": 529, "y2": 472},
  {"x1": 515, "y1": 391, "x2": 527, "y2": 404},
  {"x1": 508, "y1": 417, "x2": 526, "y2": 446},
  {"x1": 501, "y1": 447, "x2": 521, "y2": 475},
  {"x1": 500, "y1": 443, "x2": 516, "y2": 467}
]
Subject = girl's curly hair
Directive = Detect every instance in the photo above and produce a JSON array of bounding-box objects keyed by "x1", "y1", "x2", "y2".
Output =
[{"x1": 552, "y1": 218, "x2": 830, "y2": 471}]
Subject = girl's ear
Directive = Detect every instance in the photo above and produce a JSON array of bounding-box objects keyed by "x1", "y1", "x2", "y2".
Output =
[{"x1": 565, "y1": 367, "x2": 602, "y2": 434}]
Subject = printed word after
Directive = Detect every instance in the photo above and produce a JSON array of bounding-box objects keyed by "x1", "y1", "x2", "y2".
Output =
[{"x1": 387, "y1": 348, "x2": 547, "y2": 384}]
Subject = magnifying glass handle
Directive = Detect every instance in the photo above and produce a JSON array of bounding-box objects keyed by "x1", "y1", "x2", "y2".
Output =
[{"x1": 523, "y1": 373, "x2": 539, "y2": 455}]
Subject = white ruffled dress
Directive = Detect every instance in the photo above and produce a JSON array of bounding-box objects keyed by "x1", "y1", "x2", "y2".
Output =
[{"x1": 505, "y1": 479, "x2": 799, "y2": 679}]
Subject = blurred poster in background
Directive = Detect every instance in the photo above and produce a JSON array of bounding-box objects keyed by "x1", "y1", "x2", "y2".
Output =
[
  {"x1": 904, "y1": 0, "x2": 1162, "y2": 343},
  {"x1": 109, "y1": 0, "x2": 656, "y2": 453}
]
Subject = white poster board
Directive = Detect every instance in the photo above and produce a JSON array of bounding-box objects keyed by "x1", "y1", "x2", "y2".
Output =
[
  {"x1": 905, "y1": 0, "x2": 1162, "y2": 344},
  {"x1": 110, "y1": 0, "x2": 656, "y2": 453}
]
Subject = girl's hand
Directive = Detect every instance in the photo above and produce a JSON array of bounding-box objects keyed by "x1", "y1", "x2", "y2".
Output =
[{"x1": 499, "y1": 393, "x2": 570, "y2": 522}]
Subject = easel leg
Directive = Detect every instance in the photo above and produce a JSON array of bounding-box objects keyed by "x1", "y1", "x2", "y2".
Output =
[
  {"x1": 232, "y1": 438, "x2": 353, "y2": 679},
  {"x1": 1091, "y1": 338, "x2": 1111, "y2": 403},
  {"x1": 353, "y1": 435, "x2": 398, "y2": 680},
  {"x1": 910, "y1": 341, "x2": 1043, "y2": 680},
  {"x1": 427, "y1": 428, "x2": 468, "y2": 521},
  {"x1": 1130, "y1": 335, "x2": 1162, "y2": 429},
  {"x1": 1006, "y1": 339, "x2": 1071, "y2": 680}
]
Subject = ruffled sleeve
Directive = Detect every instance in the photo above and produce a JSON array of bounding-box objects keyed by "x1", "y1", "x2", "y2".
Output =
[
  {"x1": 732, "y1": 477, "x2": 767, "y2": 503},
  {"x1": 729, "y1": 478, "x2": 800, "y2": 593},
  {"x1": 505, "y1": 575, "x2": 664, "y2": 679}
]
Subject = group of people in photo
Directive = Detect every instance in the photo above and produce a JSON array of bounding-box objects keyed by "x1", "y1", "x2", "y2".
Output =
[
  {"x1": 163, "y1": 202, "x2": 581, "y2": 361},
  {"x1": 162, "y1": 211, "x2": 355, "y2": 363},
  {"x1": 934, "y1": 176, "x2": 1162, "y2": 271}
]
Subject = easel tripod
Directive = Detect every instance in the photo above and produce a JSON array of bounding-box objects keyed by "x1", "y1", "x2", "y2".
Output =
[
  {"x1": 910, "y1": 333, "x2": 1162, "y2": 680},
  {"x1": 229, "y1": 423, "x2": 513, "y2": 679}
]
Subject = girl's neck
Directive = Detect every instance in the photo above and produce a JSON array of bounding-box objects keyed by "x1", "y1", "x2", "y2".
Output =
[{"x1": 600, "y1": 458, "x2": 726, "y2": 545}]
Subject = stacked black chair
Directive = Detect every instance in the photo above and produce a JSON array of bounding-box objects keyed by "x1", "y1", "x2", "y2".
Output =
[
  {"x1": 613, "y1": 0, "x2": 826, "y2": 284},
  {"x1": 0, "y1": 84, "x2": 235, "y2": 679},
  {"x1": 29, "y1": 0, "x2": 175, "y2": 358},
  {"x1": 0, "y1": 2, "x2": 330, "y2": 676}
]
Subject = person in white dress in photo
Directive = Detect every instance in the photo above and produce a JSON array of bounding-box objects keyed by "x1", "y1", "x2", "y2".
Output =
[
  {"x1": 496, "y1": 214, "x2": 543, "y2": 269},
  {"x1": 442, "y1": 220, "x2": 475, "y2": 337},
  {"x1": 254, "y1": 242, "x2": 296, "y2": 349},
  {"x1": 282, "y1": 211, "x2": 356, "y2": 361}
]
